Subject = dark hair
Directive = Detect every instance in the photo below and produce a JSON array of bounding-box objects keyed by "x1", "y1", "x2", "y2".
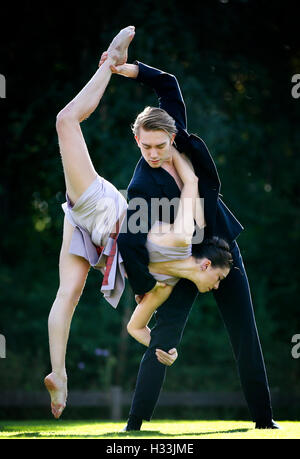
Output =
[{"x1": 196, "y1": 236, "x2": 233, "y2": 269}]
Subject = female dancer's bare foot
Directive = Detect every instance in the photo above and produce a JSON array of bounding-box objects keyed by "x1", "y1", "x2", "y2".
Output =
[
  {"x1": 107, "y1": 26, "x2": 135, "y2": 66},
  {"x1": 44, "y1": 372, "x2": 68, "y2": 419}
]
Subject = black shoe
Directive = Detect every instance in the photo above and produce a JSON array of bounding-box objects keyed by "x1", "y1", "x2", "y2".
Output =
[
  {"x1": 121, "y1": 424, "x2": 140, "y2": 432},
  {"x1": 255, "y1": 419, "x2": 281, "y2": 429},
  {"x1": 121, "y1": 414, "x2": 142, "y2": 432}
]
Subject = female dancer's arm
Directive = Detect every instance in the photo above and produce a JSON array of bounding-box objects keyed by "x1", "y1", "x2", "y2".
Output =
[
  {"x1": 127, "y1": 283, "x2": 173, "y2": 347},
  {"x1": 171, "y1": 147, "x2": 206, "y2": 243}
]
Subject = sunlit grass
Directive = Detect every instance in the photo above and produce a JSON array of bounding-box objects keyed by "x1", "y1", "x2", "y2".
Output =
[{"x1": 0, "y1": 420, "x2": 299, "y2": 439}]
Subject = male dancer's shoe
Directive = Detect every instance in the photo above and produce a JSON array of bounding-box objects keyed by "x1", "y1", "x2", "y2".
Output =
[
  {"x1": 121, "y1": 414, "x2": 142, "y2": 432},
  {"x1": 255, "y1": 419, "x2": 281, "y2": 429}
]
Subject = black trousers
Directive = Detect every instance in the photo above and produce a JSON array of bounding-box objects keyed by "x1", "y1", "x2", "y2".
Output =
[{"x1": 129, "y1": 241, "x2": 273, "y2": 423}]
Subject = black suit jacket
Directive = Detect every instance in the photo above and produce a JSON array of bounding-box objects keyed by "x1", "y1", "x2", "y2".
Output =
[{"x1": 117, "y1": 61, "x2": 244, "y2": 295}]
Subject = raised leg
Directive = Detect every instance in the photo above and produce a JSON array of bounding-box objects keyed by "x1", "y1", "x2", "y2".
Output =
[
  {"x1": 44, "y1": 217, "x2": 90, "y2": 418},
  {"x1": 56, "y1": 26, "x2": 135, "y2": 205}
]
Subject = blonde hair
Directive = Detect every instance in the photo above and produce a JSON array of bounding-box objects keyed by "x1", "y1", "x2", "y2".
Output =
[{"x1": 131, "y1": 106, "x2": 178, "y2": 138}]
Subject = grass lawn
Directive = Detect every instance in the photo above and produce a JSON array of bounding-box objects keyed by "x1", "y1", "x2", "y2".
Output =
[{"x1": 0, "y1": 420, "x2": 299, "y2": 439}]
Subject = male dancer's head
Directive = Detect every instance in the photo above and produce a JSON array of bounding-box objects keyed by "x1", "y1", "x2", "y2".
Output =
[{"x1": 132, "y1": 106, "x2": 176, "y2": 168}]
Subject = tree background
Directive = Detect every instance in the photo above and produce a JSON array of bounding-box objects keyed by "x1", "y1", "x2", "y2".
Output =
[{"x1": 1, "y1": 0, "x2": 299, "y2": 419}]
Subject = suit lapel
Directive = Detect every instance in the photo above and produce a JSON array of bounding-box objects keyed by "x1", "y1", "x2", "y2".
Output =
[{"x1": 141, "y1": 158, "x2": 181, "y2": 200}]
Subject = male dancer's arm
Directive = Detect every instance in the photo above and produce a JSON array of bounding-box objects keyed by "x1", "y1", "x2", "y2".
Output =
[
  {"x1": 99, "y1": 56, "x2": 190, "y2": 150},
  {"x1": 133, "y1": 61, "x2": 188, "y2": 136},
  {"x1": 118, "y1": 181, "x2": 158, "y2": 295},
  {"x1": 120, "y1": 60, "x2": 221, "y2": 236}
]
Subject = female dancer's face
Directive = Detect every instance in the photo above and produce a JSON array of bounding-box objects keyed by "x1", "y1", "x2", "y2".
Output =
[
  {"x1": 195, "y1": 259, "x2": 230, "y2": 293},
  {"x1": 135, "y1": 128, "x2": 175, "y2": 168}
]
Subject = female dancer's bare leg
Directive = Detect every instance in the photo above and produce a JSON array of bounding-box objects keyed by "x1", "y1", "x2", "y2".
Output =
[
  {"x1": 56, "y1": 26, "x2": 135, "y2": 205},
  {"x1": 44, "y1": 26, "x2": 135, "y2": 418},
  {"x1": 44, "y1": 217, "x2": 90, "y2": 419}
]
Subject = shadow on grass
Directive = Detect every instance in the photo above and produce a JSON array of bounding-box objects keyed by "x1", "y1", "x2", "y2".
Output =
[
  {"x1": 104, "y1": 428, "x2": 251, "y2": 437},
  {"x1": 7, "y1": 428, "x2": 250, "y2": 438}
]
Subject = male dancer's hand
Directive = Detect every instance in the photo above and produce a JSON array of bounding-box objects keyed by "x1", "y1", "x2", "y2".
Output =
[
  {"x1": 99, "y1": 51, "x2": 139, "y2": 78},
  {"x1": 135, "y1": 294, "x2": 144, "y2": 304},
  {"x1": 135, "y1": 281, "x2": 168, "y2": 305},
  {"x1": 156, "y1": 348, "x2": 178, "y2": 366}
]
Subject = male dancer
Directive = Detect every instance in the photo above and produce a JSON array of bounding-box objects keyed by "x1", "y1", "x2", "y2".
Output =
[{"x1": 99, "y1": 51, "x2": 280, "y2": 430}]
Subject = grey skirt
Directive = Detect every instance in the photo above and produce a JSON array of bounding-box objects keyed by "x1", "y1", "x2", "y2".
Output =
[{"x1": 62, "y1": 175, "x2": 128, "y2": 309}]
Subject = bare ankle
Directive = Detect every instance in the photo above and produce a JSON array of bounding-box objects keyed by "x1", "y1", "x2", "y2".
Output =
[
  {"x1": 51, "y1": 371, "x2": 67, "y2": 383},
  {"x1": 102, "y1": 53, "x2": 118, "y2": 68}
]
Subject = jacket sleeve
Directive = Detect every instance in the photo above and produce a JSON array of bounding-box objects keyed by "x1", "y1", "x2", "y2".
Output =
[
  {"x1": 133, "y1": 60, "x2": 190, "y2": 151},
  {"x1": 117, "y1": 181, "x2": 157, "y2": 295}
]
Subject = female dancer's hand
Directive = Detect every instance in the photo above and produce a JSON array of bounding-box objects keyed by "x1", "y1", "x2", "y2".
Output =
[{"x1": 98, "y1": 51, "x2": 139, "y2": 78}]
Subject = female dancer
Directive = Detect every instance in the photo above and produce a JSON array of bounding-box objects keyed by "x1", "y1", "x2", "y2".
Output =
[
  {"x1": 44, "y1": 26, "x2": 136, "y2": 420},
  {"x1": 44, "y1": 26, "x2": 232, "y2": 419},
  {"x1": 126, "y1": 146, "x2": 232, "y2": 347}
]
